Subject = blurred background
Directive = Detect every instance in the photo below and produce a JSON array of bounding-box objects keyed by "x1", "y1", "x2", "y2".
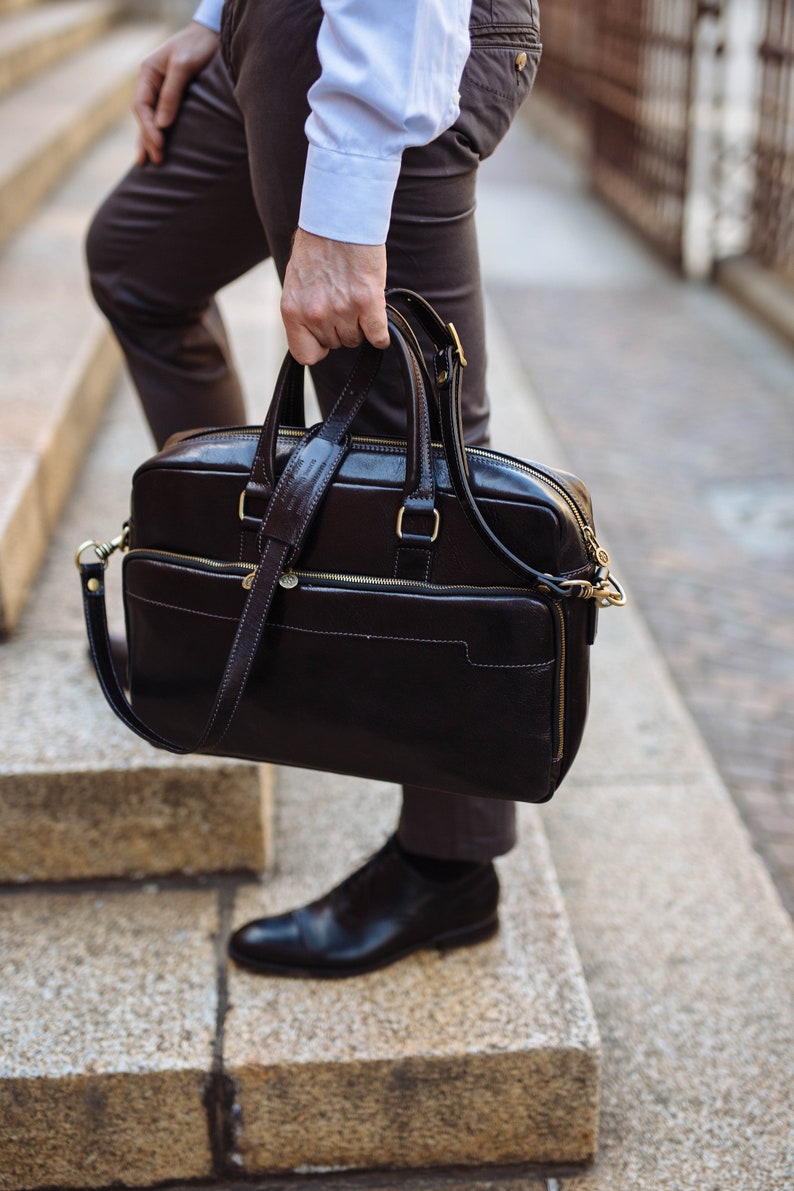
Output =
[{"x1": 484, "y1": 0, "x2": 794, "y2": 917}]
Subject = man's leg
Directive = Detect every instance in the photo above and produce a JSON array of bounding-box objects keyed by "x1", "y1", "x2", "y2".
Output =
[
  {"x1": 229, "y1": 1, "x2": 515, "y2": 869},
  {"x1": 223, "y1": 0, "x2": 518, "y2": 977},
  {"x1": 85, "y1": 51, "x2": 269, "y2": 448}
]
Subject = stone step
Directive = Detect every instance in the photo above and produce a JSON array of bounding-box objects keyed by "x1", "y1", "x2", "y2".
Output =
[
  {"x1": 0, "y1": 219, "x2": 283, "y2": 877},
  {"x1": 0, "y1": 19, "x2": 167, "y2": 247},
  {"x1": 0, "y1": 118, "x2": 131, "y2": 637},
  {"x1": 0, "y1": 780, "x2": 599, "y2": 1188},
  {"x1": 0, "y1": 0, "x2": 122, "y2": 98},
  {"x1": 0, "y1": 369, "x2": 272, "y2": 881}
]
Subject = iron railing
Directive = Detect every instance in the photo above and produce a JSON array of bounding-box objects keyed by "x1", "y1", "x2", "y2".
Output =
[
  {"x1": 752, "y1": 0, "x2": 794, "y2": 277},
  {"x1": 535, "y1": 0, "x2": 794, "y2": 279}
]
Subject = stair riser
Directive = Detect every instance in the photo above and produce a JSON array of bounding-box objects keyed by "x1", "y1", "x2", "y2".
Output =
[
  {"x1": 0, "y1": 9, "x2": 120, "y2": 99},
  {"x1": 0, "y1": 325, "x2": 118, "y2": 637},
  {"x1": 0, "y1": 1072, "x2": 214, "y2": 1190},
  {"x1": 0, "y1": 762, "x2": 271, "y2": 882},
  {"x1": 231, "y1": 1051, "x2": 600, "y2": 1173}
]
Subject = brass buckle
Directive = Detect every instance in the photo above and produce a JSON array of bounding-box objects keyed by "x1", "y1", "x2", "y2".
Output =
[
  {"x1": 396, "y1": 506, "x2": 440, "y2": 542},
  {"x1": 447, "y1": 322, "x2": 468, "y2": 367},
  {"x1": 74, "y1": 526, "x2": 129, "y2": 572}
]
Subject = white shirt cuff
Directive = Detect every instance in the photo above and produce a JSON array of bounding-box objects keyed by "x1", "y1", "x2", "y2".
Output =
[
  {"x1": 192, "y1": 0, "x2": 223, "y2": 33},
  {"x1": 298, "y1": 143, "x2": 400, "y2": 245}
]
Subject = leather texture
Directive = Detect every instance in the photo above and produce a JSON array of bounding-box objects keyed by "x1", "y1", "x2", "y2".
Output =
[
  {"x1": 80, "y1": 292, "x2": 612, "y2": 803},
  {"x1": 228, "y1": 835, "x2": 500, "y2": 977}
]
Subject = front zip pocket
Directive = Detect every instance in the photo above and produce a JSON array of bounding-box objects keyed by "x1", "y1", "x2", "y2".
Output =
[{"x1": 122, "y1": 549, "x2": 567, "y2": 801}]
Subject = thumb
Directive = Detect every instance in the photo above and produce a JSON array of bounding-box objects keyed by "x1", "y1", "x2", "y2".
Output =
[{"x1": 360, "y1": 302, "x2": 390, "y2": 350}]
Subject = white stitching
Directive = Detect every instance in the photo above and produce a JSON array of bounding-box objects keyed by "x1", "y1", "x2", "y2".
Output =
[
  {"x1": 126, "y1": 591, "x2": 239, "y2": 622},
  {"x1": 125, "y1": 591, "x2": 552, "y2": 669}
]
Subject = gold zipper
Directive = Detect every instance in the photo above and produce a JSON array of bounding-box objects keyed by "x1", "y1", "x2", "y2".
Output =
[
  {"x1": 552, "y1": 602, "x2": 566, "y2": 761},
  {"x1": 467, "y1": 447, "x2": 611, "y2": 568},
  {"x1": 126, "y1": 548, "x2": 253, "y2": 574},
  {"x1": 127, "y1": 551, "x2": 539, "y2": 595},
  {"x1": 248, "y1": 567, "x2": 540, "y2": 594}
]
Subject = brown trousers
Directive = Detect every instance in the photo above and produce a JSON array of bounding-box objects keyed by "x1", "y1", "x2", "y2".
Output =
[{"x1": 86, "y1": 0, "x2": 541, "y2": 861}]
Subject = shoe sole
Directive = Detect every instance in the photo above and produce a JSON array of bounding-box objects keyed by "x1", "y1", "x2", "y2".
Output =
[{"x1": 227, "y1": 912, "x2": 500, "y2": 979}]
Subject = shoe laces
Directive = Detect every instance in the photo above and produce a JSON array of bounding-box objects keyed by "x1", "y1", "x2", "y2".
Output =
[{"x1": 330, "y1": 839, "x2": 394, "y2": 914}]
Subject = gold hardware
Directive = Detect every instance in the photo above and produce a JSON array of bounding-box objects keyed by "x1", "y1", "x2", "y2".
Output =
[
  {"x1": 279, "y1": 572, "x2": 299, "y2": 589},
  {"x1": 552, "y1": 602, "x2": 566, "y2": 760},
  {"x1": 238, "y1": 490, "x2": 247, "y2": 521},
  {"x1": 396, "y1": 506, "x2": 440, "y2": 542},
  {"x1": 242, "y1": 571, "x2": 256, "y2": 590},
  {"x1": 447, "y1": 322, "x2": 468, "y2": 367},
  {"x1": 584, "y1": 526, "x2": 611, "y2": 567},
  {"x1": 87, "y1": 577, "x2": 101, "y2": 593},
  {"x1": 515, "y1": 50, "x2": 528, "y2": 72},
  {"x1": 75, "y1": 540, "x2": 101, "y2": 570},
  {"x1": 74, "y1": 526, "x2": 128, "y2": 572},
  {"x1": 437, "y1": 368, "x2": 448, "y2": 385},
  {"x1": 561, "y1": 573, "x2": 627, "y2": 607}
]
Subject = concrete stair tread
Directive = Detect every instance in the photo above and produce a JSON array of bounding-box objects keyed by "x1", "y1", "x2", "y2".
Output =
[
  {"x1": 0, "y1": 118, "x2": 130, "y2": 636},
  {"x1": 0, "y1": 0, "x2": 122, "y2": 97},
  {"x1": 0, "y1": 19, "x2": 168, "y2": 246},
  {"x1": 0, "y1": 778, "x2": 600, "y2": 1188}
]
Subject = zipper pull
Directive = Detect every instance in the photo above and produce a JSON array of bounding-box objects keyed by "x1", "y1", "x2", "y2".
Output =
[
  {"x1": 584, "y1": 526, "x2": 611, "y2": 568},
  {"x1": 243, "y1": 569, "x2": 300, "y2": 590}
]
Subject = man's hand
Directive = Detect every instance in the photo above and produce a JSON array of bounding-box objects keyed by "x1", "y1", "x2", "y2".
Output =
[
  {"x1": 134, "y1": 23, "x2": 219, "y2": 166},
  {"x1": 281, "y1": 229, "x2": 390, "y2": 365}
]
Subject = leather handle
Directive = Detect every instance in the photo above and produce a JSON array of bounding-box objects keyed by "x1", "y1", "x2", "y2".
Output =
[
  {"x1": 260, "y1": 288, "x2": 446, "y2": 436},
  {"x1": 242, "y1": 314, "x2": 437, "y2": 529},
  {"x1": 388, "y1": 290, "x2": 570, "y2": 596}
]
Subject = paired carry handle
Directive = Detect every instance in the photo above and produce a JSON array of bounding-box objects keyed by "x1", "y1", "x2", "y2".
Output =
[{"x1": 243, "y1": 306, "x2": 438, "y2": 534}]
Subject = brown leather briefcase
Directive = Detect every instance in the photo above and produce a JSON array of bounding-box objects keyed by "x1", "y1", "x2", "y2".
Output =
[{"x1": 78, "y1": 291, "x2": 624, "y2": 802}]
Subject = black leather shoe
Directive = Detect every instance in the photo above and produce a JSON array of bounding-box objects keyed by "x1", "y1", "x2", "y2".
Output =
[{"x1": 228, "y1": 836, "x2": 499, "y2": 978}]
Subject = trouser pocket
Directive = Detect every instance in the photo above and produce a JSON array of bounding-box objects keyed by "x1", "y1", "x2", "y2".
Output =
[{"x1": 455, "y1": 24, "x2": 542, "y2": 160}]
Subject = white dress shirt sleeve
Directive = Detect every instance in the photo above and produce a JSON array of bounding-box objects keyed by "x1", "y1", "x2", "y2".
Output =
[
  {"x1": 301, "y1": 0, "x2": 472, "y2": 245},
  {"x1": 192, "y1": 0, "x2": 223, "y2": 32},
  {"x1": 193, "y1": 0, "x2": 473, "y2": 245}
]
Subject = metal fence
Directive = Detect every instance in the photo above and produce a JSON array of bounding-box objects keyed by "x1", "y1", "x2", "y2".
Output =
[
  {"x1": 752, "y1": 0, "x2": 794, "y2": 277},
  {"x1": 535, "y1": 0, "x2": 794, "y2": 279},
  {"x1": 589, "y1": 0, "x2": 699, "y2": 266}
]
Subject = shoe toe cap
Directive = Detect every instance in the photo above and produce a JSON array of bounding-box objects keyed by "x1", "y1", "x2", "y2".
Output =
[{"x1": 228, "y1": 911, "x2": 304, "y2": 968}]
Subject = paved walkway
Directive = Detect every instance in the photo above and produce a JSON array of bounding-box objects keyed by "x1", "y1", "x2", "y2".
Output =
[{"x1": 478, "y1": 114, "x2": 794, "y2": 918}]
